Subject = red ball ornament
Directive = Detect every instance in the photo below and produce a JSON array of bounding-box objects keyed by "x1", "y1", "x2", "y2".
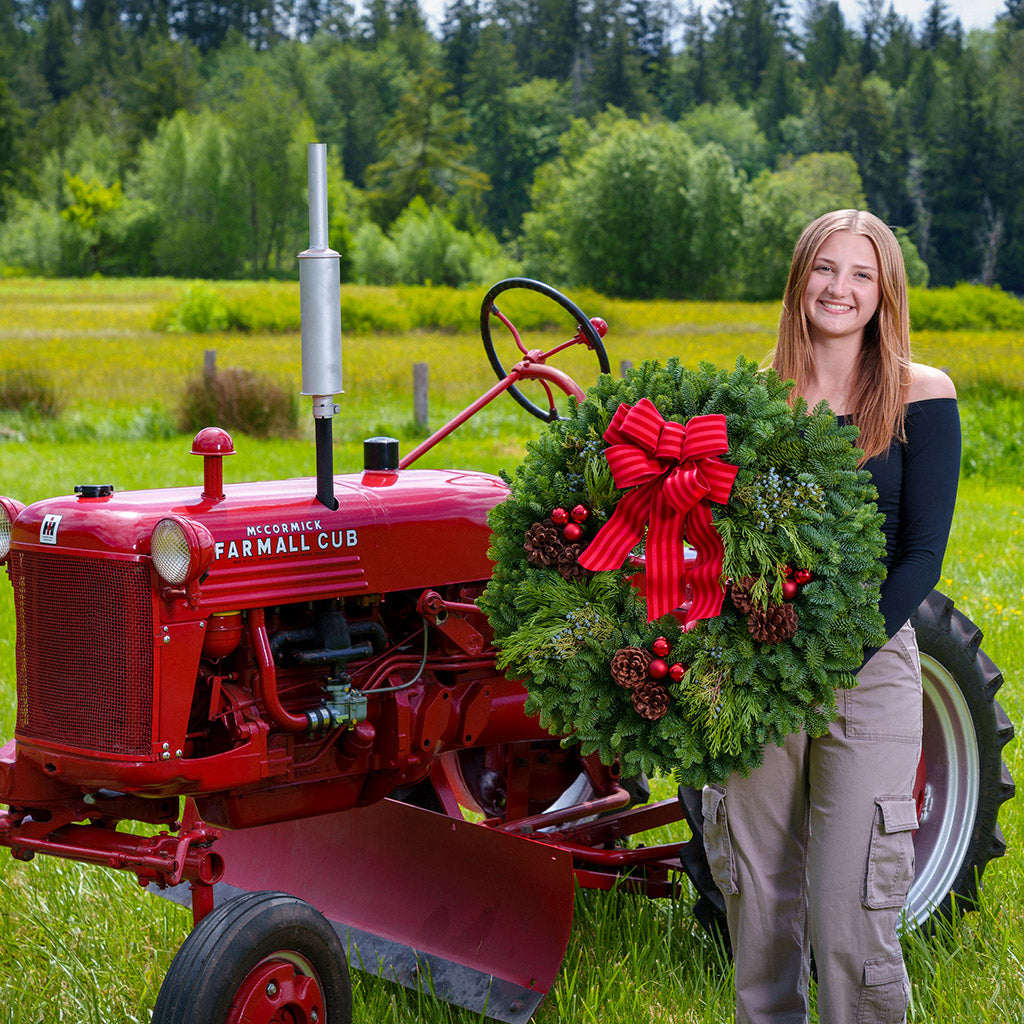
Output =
[
  {"x1": 669, "y1": 662, "x2": 686, "y2": 682},
  {"x1": 652, "y1": 636, "x2": 670, "y2": 658},
  {"x1": 551, "y1": 507, "x2": 569, "y2": 526},
  {"x1": 563, "y1": 522, "x2": 582, "y2": 541},
  {"x1": 571, "y1": 504, "x2": 589, "y2": 524},
  {"x1": 782, "y1": 579, "x2": 799, "y2": 601},
  {"x1": 648, "y1": 658, "x2": 669, "y2": 680},
  {"x1": 794, "y1": 568, "x2": 813, "y2": 585},
  {"x1": 782, "y1": 564, "x2": 794, "y2": 579}
]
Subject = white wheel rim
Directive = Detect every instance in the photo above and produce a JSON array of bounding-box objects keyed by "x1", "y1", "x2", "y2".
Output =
[{"x1": 903, "y1": 652, "x2": 980, "y2": 929}]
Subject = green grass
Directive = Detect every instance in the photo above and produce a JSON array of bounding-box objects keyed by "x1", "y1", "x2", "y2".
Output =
[{"x1": 0, "y1": 280, "x2": 1021, "y2": 1022}]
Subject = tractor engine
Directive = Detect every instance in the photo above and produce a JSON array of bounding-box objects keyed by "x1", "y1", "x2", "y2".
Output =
[{"x1": 0, "y1": 437, "x2": 576, "y2": 833}]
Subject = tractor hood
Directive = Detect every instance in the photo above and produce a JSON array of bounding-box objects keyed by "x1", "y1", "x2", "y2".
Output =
[{"x1": 6, "y1": 467, "x2": 509, "y2": 612}]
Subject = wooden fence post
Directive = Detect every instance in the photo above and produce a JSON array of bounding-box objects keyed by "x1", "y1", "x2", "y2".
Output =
[
  {"x1": 414, "y1": 362, "x2": 429, "y2": 430},
  {"x1": 620, "y1": 360, "x2": 633, "y2": 377},
  {"x1": 204, "y1": 349, "x2": 217, "y2": 380}
]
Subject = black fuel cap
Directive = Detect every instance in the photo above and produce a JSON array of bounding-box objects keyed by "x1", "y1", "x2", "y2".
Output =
[
  {"x1": 363, "y1": 437, "x2": 400, "y2": 471},
  {"x1": 75, "y1": 484, "x2": 115, "y2": 498}
]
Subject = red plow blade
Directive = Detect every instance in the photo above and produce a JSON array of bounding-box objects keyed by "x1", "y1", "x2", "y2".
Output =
[{"x1": 159, "y1": 798, "x2": 576, "y2": 1022}]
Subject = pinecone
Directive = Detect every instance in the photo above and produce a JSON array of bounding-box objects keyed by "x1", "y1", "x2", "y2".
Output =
[
  {"x1": 556, "y1": 542, "x2": 588, "y2": 581},
  {"x1": 524, "y1": 521, "x2": 563, "y2": 568},
  {"x1": 632, "y1": 680, "x2": 670, "y2": 721},
  {"x1": 610, "y1": 646, "x2": 652, "y2": 689},
  {"x1": 729, "y1": 575, "x2": 761, "y2": 614},
  {"x1": 748, "y1": 602, "x2": 799, "y2": 643}
]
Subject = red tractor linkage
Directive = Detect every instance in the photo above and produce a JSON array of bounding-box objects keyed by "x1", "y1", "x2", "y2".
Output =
[{"x1": 0, "y1": 148, "x2": 1014, "y2": 1023}]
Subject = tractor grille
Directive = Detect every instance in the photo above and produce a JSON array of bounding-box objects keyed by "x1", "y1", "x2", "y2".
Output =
[{"x1": 11, "y1": 550, "x2": 154, "y2": 756}]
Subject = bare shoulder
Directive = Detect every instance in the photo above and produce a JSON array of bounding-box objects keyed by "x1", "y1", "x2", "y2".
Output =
[{"x1": 907, "y1": 363, "x2": 957, "y2": 402}]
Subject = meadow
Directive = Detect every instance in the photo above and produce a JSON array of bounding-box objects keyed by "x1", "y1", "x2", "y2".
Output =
[{"x1": 0, "y1": 277, "x2": 1022, "y2": 1022}]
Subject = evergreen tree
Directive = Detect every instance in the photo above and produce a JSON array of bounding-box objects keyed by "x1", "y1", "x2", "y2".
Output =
[
  {"x1": 622, "y1": 0, "x2": 672, "y2": 98},
  {"x1": 284, "y1": 0, "x2": 357, "y2": 41},
  {"x1": 0, "y1": 73, "x2": 25, "y2": 218},
  {"x1": 463, "y1": 22, "x2": 570, "y2": 237},
  {"x1": 589, "y1": 14, "x2": 652, "y2": 114},
  {"x1": 358, "y1": 0, "x2": 391, "y2": 43},
  {"x1": 119, "y1": 0, "x2": 172, "y2": 36},
  {"x1": 315, "y1": 42, "x2": 409, "y2": 186},
  {"x1": 1000, "y1": 0, "x2": 1024, "y2": 29},
  {"x1": 365, "y1": 65, "x2": 488, "y2": 225},
  {"x1": 919, "y1": 0, "x2": 951, "y2": 50},
  {"x1": 801, "y1": 0, "x2": 848, "y2": 86},
  {"x1": 679, "y1": 1, "x2": 711, "y2": 107},
  {"x1": 802, "y1": 61, "x2": 907, "y2": 221},
  {"x1": 121, "y1": 34, "x2": 202, "y2": 147},
  {"x1": 707, "y1": 0, "x2": 793, "y2": 103},
  {"x1": 39, "y1": 0, "x2": 77, "y2": 101},
  {"x1": 912, "y1": 47, "x2": 1000, "y2": 284},
  {"x1": 875, "y1": 6, "x2": 915, "y2": 86},
  {"x1": 439, "y1": 0, "x2": 482, "y2": 99},
  {"x1": 857, "y1": 0, "x2": 884, "y2": 74}
]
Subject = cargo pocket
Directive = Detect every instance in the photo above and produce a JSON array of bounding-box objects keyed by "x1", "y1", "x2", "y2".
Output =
[
  {"x1": 863, "y1": 796, "x2": 918, "y2": 910},
  {"x1": 857, "y1": 955, "x2": 910, "y2": 1024},
  {"x1": 701, "y1": 785, "x2": 739, "y2": 896}
]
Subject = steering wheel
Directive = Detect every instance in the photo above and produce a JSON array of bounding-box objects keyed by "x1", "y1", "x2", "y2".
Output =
[{"x1": 480, "y1": 277, "x2": 610, "y2": 421}]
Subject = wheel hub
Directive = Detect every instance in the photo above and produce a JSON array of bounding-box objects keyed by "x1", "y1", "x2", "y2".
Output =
[{"x1": 228, "y1": 956, "x2": 324, "y2": 1024}]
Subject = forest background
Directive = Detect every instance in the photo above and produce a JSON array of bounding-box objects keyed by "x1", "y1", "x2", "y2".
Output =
[{"x1": 1, "y1": 0, "x2": 1023, "y2": 300}]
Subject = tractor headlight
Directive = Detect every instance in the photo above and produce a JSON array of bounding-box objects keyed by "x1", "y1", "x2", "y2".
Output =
[
  {"x1": 151, "y1": 516, "x2": 214, "y2": 587},
  {"x1": 0, "y1": 497, "x2": 26, "y2": 563}
]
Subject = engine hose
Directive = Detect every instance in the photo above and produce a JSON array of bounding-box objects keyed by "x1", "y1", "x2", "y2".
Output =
[
  {"x1": 248, "y1": 608, "x2": 308, "y2": 733},
  {"x1": 363, "y1": 622, "x2": 431, "y2": 695}
]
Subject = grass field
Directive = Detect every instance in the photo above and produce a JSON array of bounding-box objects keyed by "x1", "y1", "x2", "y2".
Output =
[{"x1": 0, "y1": 278, "x2": 1021, "y2": 1022}]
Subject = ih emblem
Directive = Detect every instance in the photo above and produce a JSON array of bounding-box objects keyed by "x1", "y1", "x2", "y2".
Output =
[{"x1": 39, "y1": 514, "x2": 62, "y2": 545}]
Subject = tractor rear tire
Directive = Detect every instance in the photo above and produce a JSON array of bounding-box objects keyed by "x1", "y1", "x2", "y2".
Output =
[
  {"x1": 678, "y1": 589, "x2": 1014, "y2": 946},
  {"x1": 906, "y1": 589, "x2": 1015, "y2": 928},
  {"x1": 151, "y1": 889, "x2": 352, "y2": 1024}
]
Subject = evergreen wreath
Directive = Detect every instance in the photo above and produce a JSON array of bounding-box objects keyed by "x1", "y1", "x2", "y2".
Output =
[{"x1": 479, "y1": 357, "x2": 888, "y2": 786}]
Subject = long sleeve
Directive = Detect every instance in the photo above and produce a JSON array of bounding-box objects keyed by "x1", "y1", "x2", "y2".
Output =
[{"x1": 862, "y1": 398, "x2": 961, "y2": 662}]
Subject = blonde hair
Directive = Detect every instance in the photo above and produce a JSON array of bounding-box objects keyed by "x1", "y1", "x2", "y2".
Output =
[{"x1": 770, "y1": 209, "x2": 912, "y2": 462}]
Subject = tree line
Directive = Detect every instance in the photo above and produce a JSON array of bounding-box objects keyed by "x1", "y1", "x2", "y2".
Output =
[{"x1": 0, "y1": 0, "x2": 1022, "y2": 298}]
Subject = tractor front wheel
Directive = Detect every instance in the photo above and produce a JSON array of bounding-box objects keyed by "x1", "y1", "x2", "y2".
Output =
[{"x1": 152, "y1": 890, "x2": 352, "y2": 1024}]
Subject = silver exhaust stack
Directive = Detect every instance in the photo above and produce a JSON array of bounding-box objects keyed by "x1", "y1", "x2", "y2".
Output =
[{"x1": 298, "y1": 142, "x2": 343, "y2": 510}]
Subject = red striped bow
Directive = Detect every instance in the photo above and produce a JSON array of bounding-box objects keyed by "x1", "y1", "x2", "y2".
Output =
[{"x1": 578, "y1": 398, "x2": 738, "y2": 625}]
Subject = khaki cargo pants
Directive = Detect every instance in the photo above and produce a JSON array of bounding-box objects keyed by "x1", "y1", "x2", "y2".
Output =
[{"x1": 703, "y1": 621, "x2": 921, "y2": 1024}]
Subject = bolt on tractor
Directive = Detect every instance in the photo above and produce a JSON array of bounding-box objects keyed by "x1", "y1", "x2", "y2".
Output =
[{"x1": 0, "y1": 146, "x2": 1015, "y2": 1023}]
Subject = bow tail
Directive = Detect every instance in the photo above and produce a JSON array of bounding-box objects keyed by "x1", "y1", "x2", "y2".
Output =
[
  {"x1": 644, "y1": 492, "x2": 687, "y2": 622},
  {"x1": 681, "y1": 502, "x2": 728, "y2": 628},
  {"x1": 578, "y1": 485, "x2": 651, "y2": 572}
]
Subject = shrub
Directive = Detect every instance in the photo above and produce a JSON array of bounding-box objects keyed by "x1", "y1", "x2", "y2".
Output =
[
  {"x1": 222, "y1": 287, "x2": 301, "y2": 332},
  {"x1": 180, "y1": 366, "x2": 298, "y2": 438},
  {"x1": 909, "y1": 284, "x2": 1024, "y2": 331},
  {"x1": 350, "y1": 222, "x2": 401, "y2": 286},
  {"x1": 0, "y1": 367, "x2": 64, "y2": 418},
  {"x1": 157, "y1": 281, "x2": 231, "y2": 333}
]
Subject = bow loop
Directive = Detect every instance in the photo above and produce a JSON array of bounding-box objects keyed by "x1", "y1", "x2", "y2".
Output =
[
  {"x1": 653, "y1": 419, "x2": 687, "y2": 462},
  {"x1": 578, "y1": 401, "x2": 738, "y2": 624}
]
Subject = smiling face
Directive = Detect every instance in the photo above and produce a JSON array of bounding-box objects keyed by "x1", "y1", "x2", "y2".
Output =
[{"x1": 801, "y1": 231, "x2": 882, "y2": 346}]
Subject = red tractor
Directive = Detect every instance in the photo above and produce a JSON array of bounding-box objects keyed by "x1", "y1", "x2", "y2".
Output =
[{"x1": 0, "y1": 149, "x2": 1014, "y2": 1023}]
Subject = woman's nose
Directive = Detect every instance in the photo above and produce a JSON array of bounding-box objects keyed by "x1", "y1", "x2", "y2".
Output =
[{"x1": 826, "y1": 272, "x2": 850, "y2": 295}]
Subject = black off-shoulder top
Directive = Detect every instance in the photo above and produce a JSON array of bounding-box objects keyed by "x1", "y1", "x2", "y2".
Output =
[{"x1": 842, "y1": 398, "x2": 961, "y2": 663}]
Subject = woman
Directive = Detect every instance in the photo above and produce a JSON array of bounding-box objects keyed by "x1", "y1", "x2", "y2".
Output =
[{"x1": 703, "y1": 210, "x2": 960, "y2": 1023}]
